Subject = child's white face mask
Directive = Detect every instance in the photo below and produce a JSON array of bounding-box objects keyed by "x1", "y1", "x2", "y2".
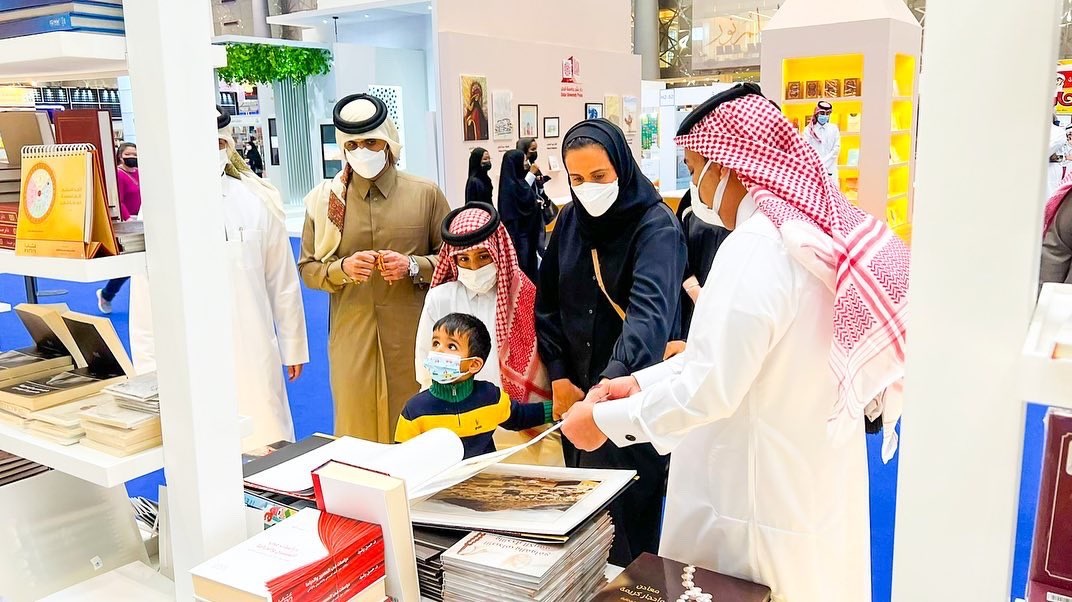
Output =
[{"x1": 423, "y1": 352, "x2": 476, "y2": 384}]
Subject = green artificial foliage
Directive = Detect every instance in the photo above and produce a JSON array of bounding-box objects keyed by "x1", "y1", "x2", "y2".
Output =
[{"x1": 216, "y1": 43, "x2": 332, "y2": 85}]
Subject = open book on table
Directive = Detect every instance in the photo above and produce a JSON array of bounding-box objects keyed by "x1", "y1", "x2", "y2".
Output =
[{"x1": 244, "y1": 424, "x2": 564, "y2": 503}]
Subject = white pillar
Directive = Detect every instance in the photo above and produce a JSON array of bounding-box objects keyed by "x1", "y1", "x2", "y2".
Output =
[
  {"x1": 892, "y1": 0, "x2": 1061, "y2": 600},
  {"x1": 122, "y1": 1, "x2": 246, "y2": 599},
  {"x1": 633, "y1": 0, "x2": 660, "y2": 80}
]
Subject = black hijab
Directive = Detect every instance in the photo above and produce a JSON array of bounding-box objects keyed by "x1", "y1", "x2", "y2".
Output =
[
  {"x1": 562, "y1": 118, "x2": 662, "y2": 242},
  {"x1": 497, "y1": 149, "x2": 535, "y2": 221},
  {"x1": 516, "y1": 138, "x2": 536, "y2": 156},
  {"x1": 468, "y1": 147, "x2": 491, "y2": 184}
]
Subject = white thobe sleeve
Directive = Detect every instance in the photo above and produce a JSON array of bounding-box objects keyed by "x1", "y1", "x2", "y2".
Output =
[
  {"x1": 414, "y1": 290, "x2": 439, "y2": 390},
  {"x1": 262, "y1": 211, "x2": 310, "y2": 366},
  {"x1": 593, "y1": 231, "x2": 797, "y2": 455}
]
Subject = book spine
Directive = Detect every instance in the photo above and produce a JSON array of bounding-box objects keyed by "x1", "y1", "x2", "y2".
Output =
[{"x1": 0, "y1": 12, "x2": 123, "y2": 39}]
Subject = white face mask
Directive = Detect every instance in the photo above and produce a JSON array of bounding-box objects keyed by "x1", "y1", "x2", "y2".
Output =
[
  {"x1": 572, "y1": 180, "x2": 619, "y2": 217},
  {"x1": 690, "y1": 160, "x2": 728, "y2": 228},
  {"x1": 218, "y1": 148, "x2": 230, "y2": 175},
  {"x1": 346, "y1": 147, "x2": 388, "y2": 180},
  {"x1": 457, "y1": 262, "x2": 497, "y2": 295}
]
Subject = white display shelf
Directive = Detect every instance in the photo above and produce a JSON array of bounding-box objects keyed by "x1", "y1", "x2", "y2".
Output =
[
  {"x1": 892, "y1": 129, "x2": 912, "y2": 135},
  {"x1": 0, "y1": 250, "x2": 146, "y2": 281},
  {"x1": 889, "y1": 162, "x2": 910, "y2": 169},
  {"x1": 0, "y1": 416, "x2": 253, "y2": 488},
  {"x1": 39, "y1": 561, "x2": 174, "y2": 601},
  {"x1": 0, "y1": 31, "x2": 127, "y2": 82},
  {"x1": 0, "y1": 420, "x2": 163, "y2": 488},
  {"x1": 888, "y1": 193, "x2": 908, "y2": 201},
  {"x1": 1018, "y1": 283, "x2": 1072, "y2": 410},
  {"x1": 0, "y1": 31, "x2": 227, "y2": 82}
]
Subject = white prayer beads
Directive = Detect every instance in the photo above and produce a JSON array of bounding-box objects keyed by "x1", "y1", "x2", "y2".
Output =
[{"x1": 677, "y1": 566, "x2": 713, "y2": 602}]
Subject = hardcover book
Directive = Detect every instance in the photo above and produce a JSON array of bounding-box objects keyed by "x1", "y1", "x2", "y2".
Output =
[
  {"x1": 785, "y1": 81, "x2": 802, "y2": 100},
  {"x1": 0, "y1": 111, "x2": 54, "y2": 166},
  {"x1": 1027, "y1": 410, "x2": 1072, "y2": 602},
  {"x1": 805, "y1": 80, "x2": 820, "y2": 99},
  {"x1": 54, "y1": 109, "x2": 121, "y2": 220},
  {"x1": 824, "y1": 79, "x2": 841, "y2": 98},
  {"x1": 0, "y1": 2, "x2": 124, "y2": 24},
  {"x1": 0, "y1": 311, "x2": 130, "y2": 411},
  {"x1": 0, "y1": 12, "x2": 124, "y2": 40},
  {"x1": 593, "y1": 553, "x2": 772, "y2": 602}
]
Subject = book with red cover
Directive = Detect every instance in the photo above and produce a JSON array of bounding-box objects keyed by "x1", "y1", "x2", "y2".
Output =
[
  {"x1": 593, "y1": 553, "x2": 771, "y2": 602},
  {"x1": 53, "y1": 109, "x2": 120, "y2": 220},
  {"x1": 1028, "y1": 410, "x2": 1072, "y2": 602}
]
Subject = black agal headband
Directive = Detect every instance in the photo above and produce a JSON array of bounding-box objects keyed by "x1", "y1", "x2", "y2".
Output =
[
  {"x1": 441, "y1": 202, "x2": 501, "y2": 247},
  {"x1": 333, "y1": 93, "x2": 388, "y2": 135},
  {"x1": 676, "y1": 82, "x2": 767, "y2": 136}
]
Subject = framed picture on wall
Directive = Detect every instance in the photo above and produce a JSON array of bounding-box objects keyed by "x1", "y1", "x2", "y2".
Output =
[
  {"x1": 518, "y1": 104, "x2": 538, "y2": 139},
  {"x1": 268, "y1": 118, "x2": 280, "y2": 166},
  {"x1": 461, "y1": 74, "x2": 490, "y2": 141},
  {"x1": 320, "y1": 123, "x2": 343, "y2": 179},
  {"x1": 585, "y1": 102, "x2": 603, "y2": 120},
  {"x1": 543, "y1": 117, "x2": 560, "y2": 138}
]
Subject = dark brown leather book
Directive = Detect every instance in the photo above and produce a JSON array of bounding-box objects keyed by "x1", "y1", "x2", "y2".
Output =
[
  {"x1": 53, "y1": 109, "x2": 120, "y2": 220},
  {"x1": 594, "y1": 553, "x2": 771, "y2": 602},
  {"x1": 1028, "y1": 410, "x2": 1072, "y2": 602}
]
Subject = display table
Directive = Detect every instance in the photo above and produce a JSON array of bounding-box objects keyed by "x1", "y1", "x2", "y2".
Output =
[{"x1": 38, "y1": 561, "x2": 174, "y2": 602}]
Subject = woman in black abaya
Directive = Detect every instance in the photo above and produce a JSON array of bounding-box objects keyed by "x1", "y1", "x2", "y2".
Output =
[
  {"x1": 497, "y1": 149, "x2": 541, "y2": 282},
  {"x1": 535, "y1": 119, "x2": 686, "y2": 565},
  {"x1": 464, "y1": 147, "x2": 493, "y2": 206}
]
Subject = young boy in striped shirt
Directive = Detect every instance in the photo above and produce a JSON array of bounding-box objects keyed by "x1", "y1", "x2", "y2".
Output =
[{"x1": 395, "y1": 313, "x2": 553, "y2": 458}]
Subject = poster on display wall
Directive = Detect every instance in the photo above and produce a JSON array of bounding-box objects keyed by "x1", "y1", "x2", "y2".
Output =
[
  {"x1": 622, "y1": 96, "x2": 638, "y2": 134},
  {"x1": 492, "y1": 90, "x2": 514, "y2": 141},
  {"x1": 604, "y1": 94, "x2": 622, "y2": 126},
  {"x1": 461, "y1": 75, "x2": 490, "y2": 141},
  {"x1": 518, "y1": 105, "x2": 538, "y2": 139},
  {"x1": 1057, "y1": 59, "x2": 1072, "y2": 115},
  {"x1": 368, "y1": 84, "x2": 406, "y2": 169},
  {"x1": 585, "y1": 103, "x2": 603, "y2": 120}
]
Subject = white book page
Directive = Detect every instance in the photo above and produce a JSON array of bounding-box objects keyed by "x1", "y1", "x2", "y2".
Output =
[{"x1": 245, "y1": 428, "x2": 464, "y2": 495}]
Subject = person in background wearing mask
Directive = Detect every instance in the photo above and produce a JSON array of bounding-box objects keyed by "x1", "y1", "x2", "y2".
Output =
[
  {"x1": 464, "y1": 147, "x2": 493, "y2": 206},
  {"x1": 517, "y1": 137, "x2": 553, "y2": 251},
  {"x1": 805, "y1": 100, "x2": 840, "y2": 186},
  {"x1": 246, "y1": 140, "x2": 264, "y2": 178},
  {"x1": 130, "y1": 107, "x2": 309, "y2": 451},
  {"x1": 96, "y1": 142, "x2": 141, "y2": 314},
  {"x1": 536, "y1": 118, "x2": 686, "y2": 565},
  {"x1": 561, "y1": 84, "x2": 909, "y2": 601},
  {"x1": 497, "y1": 149, "x2": 542, "y2": 282},
  {"x1": 298, "y1": 93, "x2": 450, "y2": 443}
]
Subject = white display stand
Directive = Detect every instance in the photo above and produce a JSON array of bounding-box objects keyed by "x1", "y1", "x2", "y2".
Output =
[
  {"x1": 891, "y1": 0, "x2": 1061, "y2": 600},
  {"x1": 1018, "y1": 283, "x2": 1072, "y2": 411},
  {"x1": 760, "y1": 0, "x2": 921, "y2": 243},
  {"x1": 0, "y1": 9, "x2": 248, "y2": 602}
]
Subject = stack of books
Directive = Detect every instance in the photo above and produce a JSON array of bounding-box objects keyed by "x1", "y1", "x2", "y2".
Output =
[
  {"x1": 0, "y1": 166, "x2": 18, "y2": 250},
  {"x1": 104, "y1": 372, "x2": 158, "y2": 413},
  {"x1": 23, "y1": 394, "x2": 105, "y2": 445},
  {"x1": 0, "y1": 450, "x2": 49, "y2": 487},
  {"x1": 191, "y1": 508, "x2": 389, "y2": 602},
  {"x1": 78, "y1": 401, "x2": 160, "y2": 456},
  {"x1": 111, "y1": 220, "x2": 144, "y2": 253},
  {"x1": 440, "y1": 512, "x2": 614, "y2": 601},
  {"x1": 413, "y1": 527, "x2": 464, "y2": 602},
  {"x1": 0, "y1": 1, "x2": 125, "y2": 41}
]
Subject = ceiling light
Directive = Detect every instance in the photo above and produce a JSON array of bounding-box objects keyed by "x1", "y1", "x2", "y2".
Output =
[{"x1": 364, "y1": 14, "x2": 370, "y2": 18}]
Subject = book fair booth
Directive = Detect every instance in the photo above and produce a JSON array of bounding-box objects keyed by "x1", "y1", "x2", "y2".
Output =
[{"x1": 0, "y1": 0, "x2": 1066, "y2": 600}]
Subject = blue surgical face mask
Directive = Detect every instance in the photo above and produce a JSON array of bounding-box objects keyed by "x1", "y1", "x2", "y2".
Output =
[
  {"x1": 816, "y1": 114, "x2": 830, "y2": 126},
  {"x1": 423, "y1": 351, "x2": 474, "y2": 384}
]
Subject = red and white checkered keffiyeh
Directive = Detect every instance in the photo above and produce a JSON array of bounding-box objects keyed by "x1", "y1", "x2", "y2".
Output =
[
  {"x1": 676, "y1": 94, "x2": 910, "y2": 436},
  {"x1": 431, "y1": 208, "x2": 551, "y2": 404}
]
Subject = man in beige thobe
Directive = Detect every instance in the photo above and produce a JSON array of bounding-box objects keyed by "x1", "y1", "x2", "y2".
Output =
[{"x1": 298, "y1": 93, "x2": 450, "y2": 442}]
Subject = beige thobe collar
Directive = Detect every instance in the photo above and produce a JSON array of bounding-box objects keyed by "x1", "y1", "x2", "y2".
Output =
[{"x1": 351, "y1": 164, "x2": 399, "y2": 200}]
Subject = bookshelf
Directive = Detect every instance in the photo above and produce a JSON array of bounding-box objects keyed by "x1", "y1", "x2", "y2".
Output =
[{"x1": 760, "y1": 2, "x2": 922, "y2": 243}]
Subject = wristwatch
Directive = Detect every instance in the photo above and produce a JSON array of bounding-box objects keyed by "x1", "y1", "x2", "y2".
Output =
[{"x1": 407, "y1": 256, "x2": 419, "y2": 277}]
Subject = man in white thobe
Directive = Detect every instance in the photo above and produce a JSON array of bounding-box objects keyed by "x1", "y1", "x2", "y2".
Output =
[
  {"x1": 561, "y1": 84, "x2": 910, "y2": 602},
  {"x1": 130, "y1": 107, "x2": 309, "y2": 451},
  {"x1": 805, "y1": 100, "x2": 840, "y2": 185}
]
